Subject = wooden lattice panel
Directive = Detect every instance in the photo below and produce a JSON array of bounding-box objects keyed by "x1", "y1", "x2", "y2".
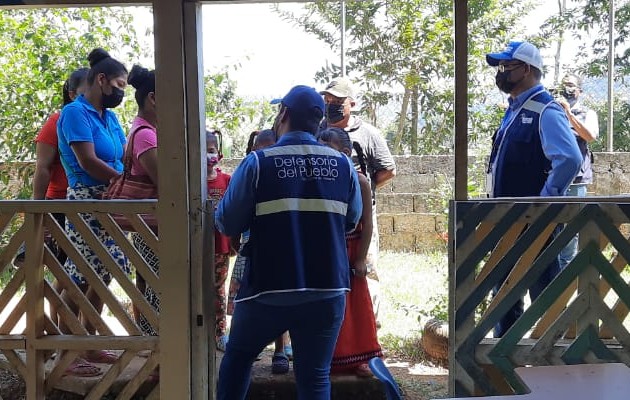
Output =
[
  {"x1": 0, "y1": 201, "x2": 160, "y2": 399},
  {"x1": 450, "y1": 200, "x2": 630, "y2": 396}
]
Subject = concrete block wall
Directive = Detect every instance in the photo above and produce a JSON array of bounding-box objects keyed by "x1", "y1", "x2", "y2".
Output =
[
  {"x1": 222, "y1": 155, "x2": 453, "y2": 252},
  {"x1": 222, "y1": 153, "x2": 630, "y2": 252},
  {"x1": 4, "y1": 152, "x2": 630, "y2": 253},
  {"x1": 589, "y1": 152, "x2": 630, "y2": 195},
  {"x1": 373, "y1": 156, "x2": 452, "y2": 252}
]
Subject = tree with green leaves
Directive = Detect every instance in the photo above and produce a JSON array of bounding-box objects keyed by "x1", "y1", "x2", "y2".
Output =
[
  {"x1": 274, "y1": 0, "x2": 532, "y2": 156},
  {"x1": 0, "y1": 7, "x2": 150, "y2": 198},
  {"x1": 537, "y1": 0, "x2": 630, "y2": 150},
  {"x1": 204, "y1": 70, "x2": 276, "y2": 156},
  {"x1": 0, "y1": 7, "x2": 267, "y2": 199}
]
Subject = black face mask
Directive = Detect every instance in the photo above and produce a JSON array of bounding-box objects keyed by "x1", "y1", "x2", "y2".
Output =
[
  {"x1": 325, "y1": 103, "x2": 345, "y2": 123},
  {"x1": 495, "y1": 70, "x2": 519, "y2": 94},
  {"x1": 561, "y1": 86, "x2": 577, "y2": 101},
  {"x1": 102, "y1": 86, "x2": 125, "y2": 109}
]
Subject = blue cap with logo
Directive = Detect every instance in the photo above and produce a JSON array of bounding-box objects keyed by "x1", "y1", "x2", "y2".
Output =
[
  {"x1": 486, "y1": 41, "x2": 543, "y2": 71},
  {"x1": 270, "y1": 85, "x2": 325, "y2": 115}
]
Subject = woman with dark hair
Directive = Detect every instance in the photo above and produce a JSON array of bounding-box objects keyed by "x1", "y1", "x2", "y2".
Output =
[
  {"x1": 57, "y1": 48, "x2": 129, "y2": 376},
  {"x1": 126, "y1": 64, "x2": 159, "y2": 337},
  {"x1": 14, "y1": 68, "x2": 89, "y2": 268},
  {"x1": 318, "y1": 127, "x2": 382, "y2": 377},
  {"x1": 28, "y1": 68, "x2": 89, "y2": 339},
  {"x1": 33, "y1": 68, "x2": 89, "y2": 203}
]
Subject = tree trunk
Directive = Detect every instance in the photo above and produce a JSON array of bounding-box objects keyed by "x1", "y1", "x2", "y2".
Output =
[
  {"x1": 553, "y1": 0, "x2": 567, "y2": 85},
  {"x1": 394, "y1": 87, "x2": 412, "y2": 153},
  {"x1": 369, "y1": 102, "x2": 378, "y2": 126},
  {"x1": 410, "y1": 85, "x2": 419, "y2": 154}
]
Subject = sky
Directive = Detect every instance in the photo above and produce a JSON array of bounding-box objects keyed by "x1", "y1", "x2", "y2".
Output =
[
  {"x1": 130, "y1": 3, "x2": 336, "y2": 99},
  {"x1": 199, "y1": 2, "x2": 588, "y2": 96},
  {"x1": 201, "y1": 3, "x2": 337, "y2": 99}
]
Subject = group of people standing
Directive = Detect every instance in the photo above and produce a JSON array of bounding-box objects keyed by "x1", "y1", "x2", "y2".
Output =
[
  {"x1": 28, "y1": 39, "x2": 596, "y2": 398},
  {"x1": 216, "y1": 84, "x2": 392, "y2": 400},
  {"x1": 215, "y1": 78, "x2": 397, "y2": 396},
  {"x1": 31, "y1": 46, "x2": 398, "y2": 393},
  {"x1": 33, "y1": 48, "x2": 161, "y2": 376}
]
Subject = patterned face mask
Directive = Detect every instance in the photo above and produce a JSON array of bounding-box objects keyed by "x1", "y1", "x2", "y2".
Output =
[{"x1": 561, "y1": 86, "x2": 578, "y2": 101}]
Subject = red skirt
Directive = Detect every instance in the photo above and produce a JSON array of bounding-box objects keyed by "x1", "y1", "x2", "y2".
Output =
[{"x1": 331, "y1": 273, "x2": 383, "y2": 373}]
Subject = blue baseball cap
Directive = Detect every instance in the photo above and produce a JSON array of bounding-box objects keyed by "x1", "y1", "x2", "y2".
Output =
[
  {"x1": 486, "y1": 41, "x2": 543, "y2": 71},
  {"x1": 271, "y1": 85, "x2": 325, "y2": 115}
]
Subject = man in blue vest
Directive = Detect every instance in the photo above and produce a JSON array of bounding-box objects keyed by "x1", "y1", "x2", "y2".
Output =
[
  {"x1": 215, "y1": 85, "x2": 362, "y2": 400},
  {"x1": 486, "y1": 41, "x2": 582, "y2": 337}
]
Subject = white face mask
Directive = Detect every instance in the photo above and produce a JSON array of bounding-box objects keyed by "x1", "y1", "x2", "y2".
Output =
[{"x1": 207, "y1": 152, "x2": 220, "y2": 166}]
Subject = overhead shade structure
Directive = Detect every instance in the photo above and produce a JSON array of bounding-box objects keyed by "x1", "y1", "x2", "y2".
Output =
[{"x1": 0, "y1": 1, "x2": 470, "y2": 398}]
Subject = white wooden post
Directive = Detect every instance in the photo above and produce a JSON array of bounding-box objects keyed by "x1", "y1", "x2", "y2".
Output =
[
  {"x1": 154, "y1": 0, "x2": 193, "y2": 397},
  {"x1": 183, "y1": 2, "x2": 215, "y2": 399}
]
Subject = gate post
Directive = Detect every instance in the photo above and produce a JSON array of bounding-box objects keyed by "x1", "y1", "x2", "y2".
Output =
[
  {"x1": 154, "y1": 0, "x2": 207, "y2": 397},
  {"x1": 24, "y1": 212, "x2": 45, "y2": 400},
  {"x1": 182, "y1": 2, "x2": 214, "y2": 399}
]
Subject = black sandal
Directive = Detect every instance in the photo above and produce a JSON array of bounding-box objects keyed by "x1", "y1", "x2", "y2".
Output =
[{"x1": 271, "y1": 352, "x2": 289, "y2": 374}]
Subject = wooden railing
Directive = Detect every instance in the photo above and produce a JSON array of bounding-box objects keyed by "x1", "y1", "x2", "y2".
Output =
[
  {"x1": 449, "y1": 197, "x2": 630, "y2": 396},
  {"x1": 0, "y1": 200, "x2": 160, "y2": 399}
]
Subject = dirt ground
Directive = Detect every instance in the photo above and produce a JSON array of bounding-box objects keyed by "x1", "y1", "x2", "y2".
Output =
[
  {"x1": 0, "y1": 351, "x2": 449, "y2": 400},
  {"x1": 250, "y1": 350, "x2": 448, "y2": 400},
  {"x1": 386, "y1": 357, "x2": 448, "y2": 400}
]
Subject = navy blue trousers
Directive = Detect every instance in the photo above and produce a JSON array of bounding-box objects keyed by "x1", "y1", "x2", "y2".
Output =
[{"x1": 217, "y1": 295, "x2": 346, "y2": 400}]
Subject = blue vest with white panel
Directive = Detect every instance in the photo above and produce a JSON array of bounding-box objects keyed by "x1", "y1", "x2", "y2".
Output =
[
  {"x1": 492, "y1": 90, "x2": 554, "y2": 197},
  {"x1": 236, "y1": 133, "x2": 354, "y2": 302}
]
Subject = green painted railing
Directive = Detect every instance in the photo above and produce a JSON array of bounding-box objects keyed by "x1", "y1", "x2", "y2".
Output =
[{"x1": 449, "y1": 198, "x2": 630, "y2": 396}]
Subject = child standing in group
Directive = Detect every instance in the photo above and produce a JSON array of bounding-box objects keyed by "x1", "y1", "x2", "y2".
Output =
[
  {"x1": 318, "y1": 127, "x2": 383, "y2": 377},
  {"x1": 226, "y1": 129, "x2": 292, "y2": 374},
  {"x1": 227, "y1": 130, "x2": 276, "y2": 315},
  {"x1": 206, "y1": 130, "x2": 232, "y2": 352}
]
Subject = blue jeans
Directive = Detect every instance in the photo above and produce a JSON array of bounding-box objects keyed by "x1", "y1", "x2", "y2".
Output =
[
  {"x1": 558, "y1": 184, "x2": 588, "y2": 271},
  {"x1": 217, "y1": 295, "x2": 346, "y2": 400}
]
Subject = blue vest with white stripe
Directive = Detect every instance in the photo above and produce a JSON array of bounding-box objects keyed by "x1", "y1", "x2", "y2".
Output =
[
  {"x1": 492, "y1": 91, "x2": 553, "y2": 197},
  {"x1": 236, "y1": 133, "x2": 353, "y2": 301}
]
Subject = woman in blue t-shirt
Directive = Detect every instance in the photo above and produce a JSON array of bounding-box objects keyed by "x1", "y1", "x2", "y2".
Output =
[{"x1": 57, "y1": 48, "x2": 129, "y2": 376}]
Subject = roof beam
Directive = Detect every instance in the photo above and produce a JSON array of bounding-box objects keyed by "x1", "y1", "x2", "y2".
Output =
[{"x1": 0, "y1": 0, "x2": 318, "y2": 8}]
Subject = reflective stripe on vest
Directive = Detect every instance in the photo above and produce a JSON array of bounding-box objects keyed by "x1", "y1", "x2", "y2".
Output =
[
  {"x1": 262, "y1": 144, "x2": 341, "y2": 157},
  {"x1": 256, "y1": 198, "x2": 349, "y2": 216}
]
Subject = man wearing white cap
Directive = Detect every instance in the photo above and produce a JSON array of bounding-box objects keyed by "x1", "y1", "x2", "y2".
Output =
[
  {"x1": 485, "y1": 41, "x2": 582, "y2": 337},
  {"x1": 320, "y1": 77, "x2": 396, "y2": 324}
]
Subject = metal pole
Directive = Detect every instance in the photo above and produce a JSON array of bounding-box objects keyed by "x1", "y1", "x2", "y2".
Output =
[
  {"x1": 607, "y1": 0, "x2": 615, "y2": 152},
  {"x1": 340, "y1": 0, "x2": 346, "y2": 77}
]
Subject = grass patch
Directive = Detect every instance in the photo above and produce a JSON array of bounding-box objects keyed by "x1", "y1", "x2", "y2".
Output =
[
  {"x1": 378, "y1": 250, "x2": 448, "y2": 361},
  {"x1": 398, "y1": 377, "x2": 449, "y2": 400},
  {"x1": 379, "y1": 333, "x2": 425, "y2": 361}
]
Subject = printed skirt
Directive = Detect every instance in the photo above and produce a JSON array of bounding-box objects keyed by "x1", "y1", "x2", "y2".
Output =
[
  {"x1": 63, "y1": 184, "x2": 130, "y2": 285},
  {"x1": 132, "y1": 232, "x2": 160, "y2": 336}
]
